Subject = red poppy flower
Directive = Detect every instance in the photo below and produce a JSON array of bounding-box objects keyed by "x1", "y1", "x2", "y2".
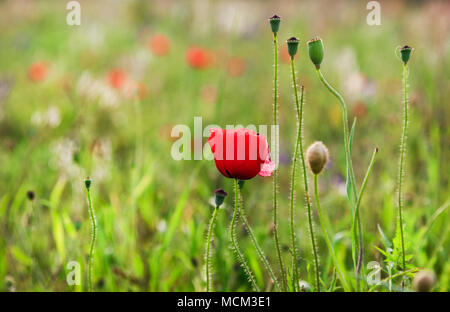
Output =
[
  {"x1": 149, "y1": 34, "x2": 171, "y2": 57},
  {"x1": 107, "y1": 69, "x2": 127, "y2": 90},
  {"x1": 186, "y1": 46, "x2": 215, "y2": 69},
  {"x1": 28, "y1": 62, "x2": 48, "y2": 82},
  {"x1": 208, "y1": 128, "x2": 275, "y2": 180}
]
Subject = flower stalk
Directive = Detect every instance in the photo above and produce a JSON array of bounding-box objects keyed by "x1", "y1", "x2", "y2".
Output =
[
  {"x1": 230, "y1": 179, "x2": 259, "y2": 291},
  {"x1": 85, "y1": 178, "x2": 97, "y2": 292},
  {"x1": 269, "y1": 15, "x2": 287, "y2": 291}
]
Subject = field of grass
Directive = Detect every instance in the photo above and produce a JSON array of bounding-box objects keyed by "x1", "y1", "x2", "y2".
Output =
[{"x1": 0, "y1": 0, "x2": 448, "y2": 292}]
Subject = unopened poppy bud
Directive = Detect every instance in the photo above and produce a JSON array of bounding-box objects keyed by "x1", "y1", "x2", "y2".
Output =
[
  {"x1": 306, "y1": 141, "x2": 329, "y2": 175},
  {"x1": 412, "y1": 270, "x2": 436, "y2": 292},
  {"x1": 85, "y1": 178, "x2": 92, "y2": 190},
  {"x1": 400, "y1": 45, "x2": 413, "y2": 65},
  {"x1": 26, "y1": 190, "x2": 35, "y2": 201},
  {"x1": 269, "y1": 15, "x2": 281, "y2": 34},
  {"x1": 307, "y1": 37, "x2": 324, "y2": 69},
  {"x1": 286, "y1": 37, "x2": 300, "y2": 59},
  {"x1": 214, "y1": 188, "x2": 228, "y2": 208}
]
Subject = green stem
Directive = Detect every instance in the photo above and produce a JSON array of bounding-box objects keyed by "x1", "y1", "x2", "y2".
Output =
[
  {"x1": 316, "y1": 69, "x2": 360, "y2": 285},
  {"x1": 272, "y1": 33, "x2": 287, "y2": 291},
  {"x1": 353, "y1": 147, "x2": 378, "y2": 290},
  {"x1": 398, "y1": 64, "x2": 408, "y2": 276},
  {"x1": 288, "y1": 59, "x2": 303, "y2": 291},
  {"x1": 292, "y1": 83, "x2": 320, "y2": 292},
  {"x1": 238, "y1": 188, "x2": 281, "y2": 291},
  {"x1": 86, "y1": 186, "x2": 97, "y2": 292},
  {"x1": 230, "y1": 179, "x2": 259, "y2": 291},
  {"x1": 314, "y1": 175, "x2": 350, "y2": 292},
  {"x1": 205, "y1": 207, "x2": 219, "y2": 292}
]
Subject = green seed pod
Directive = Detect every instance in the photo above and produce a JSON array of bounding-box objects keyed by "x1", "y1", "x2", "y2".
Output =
[
  {"x1": 412, "y1": 270, "x2": 436, "y2": 292},
  {"x1": 286, "y1": 37, "x2": 300, "y2": 59},
  {"x1": 307, "y1": 37, "x2": 324, "y2": 69},
  {"x1": 85, "y1": 178, "x2": 92, "y2": 190},
  {"x1": 269, "y1": 15, "x2": 281, "y2": 34},
  {"x1": 214, "y1": 188, "x2": 228, "y2": 207},
  {"x1": 400, "y1": 45, "x2": 413, "y2": 64},
  {"x1": 26, "y1": 190, "x2": 35, "y2": 201},
  {"x1": 306, "y1": 141, "x2": 329, "y2": 175}
]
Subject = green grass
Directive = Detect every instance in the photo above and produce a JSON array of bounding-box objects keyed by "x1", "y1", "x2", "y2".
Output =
[{"x1": 0, "y1": 1, "x2": 448, "y2": 292}]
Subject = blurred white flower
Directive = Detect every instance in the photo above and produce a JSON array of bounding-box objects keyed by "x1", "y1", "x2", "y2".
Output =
[{"x1": 31, "y1": 106, "x2": 61, "y2": 128}]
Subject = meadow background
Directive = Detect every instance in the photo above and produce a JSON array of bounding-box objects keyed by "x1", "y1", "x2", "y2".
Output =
[{"x1": 0, "y1": 0, "x2": 448, "y2": 291}]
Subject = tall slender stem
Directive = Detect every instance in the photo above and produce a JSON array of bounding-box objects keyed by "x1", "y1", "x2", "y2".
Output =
[
  {"x1": 314, "y1": 175, "x2": 350, "y2": 292},
  {"x1": 316, "y1": 69, "x2": 360, "y2": 285},
  {"x1": 230, "y1": 179, "x2": 259, "y2": 291},
  {"x1": 238, "y1": 188, "x2": 281, "y2": 291},
  {"x1": 398, "y1": 64, "x2": 408, "y2": 275},
  {"x1": 272, "y1": 33, "x2": 287, "y2": 291},
  {"x1": 288, "y1": 59, "x2": 303, "y2": 291},
  {"x1": 293, "y1": 84, "x2": 320, "y2": 291},
  {"x1": 205, "y1": 206, "x2": 219, "y2": 292},
  {"x1": 353, "y1": 147, "x2": 378, "y2": 290},
  {"x1": 86, "y1": 184, "x2": 97, "y2": 292}
]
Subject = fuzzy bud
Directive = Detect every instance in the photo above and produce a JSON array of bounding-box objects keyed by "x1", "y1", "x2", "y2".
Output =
[
  {"x1": 286, "y1": 37, "x2": 300, "y2": 59},
  {"x1": 307, "y1": 37, "x2": 324, "y2": 69},
  {"x1": 306, "y1": 141, "x2": 329, "y2": 175},
  {"x1": 269, "y1": 15, "x2": 281, "y2": 34},
  {"x1": 400, "y1": 45, "x2": 413, "y2": 65},
  {"x1": 412, "y1": 270, "x2": 436, "y2": 292},
  {"x1": 214, "y1": 188, "x2": 227, "y2": 208}
]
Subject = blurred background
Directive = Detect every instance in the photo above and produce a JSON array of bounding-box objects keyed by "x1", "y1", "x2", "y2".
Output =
[{"x1": 0, "y1": 0, "x2": 448, "y2": 291}]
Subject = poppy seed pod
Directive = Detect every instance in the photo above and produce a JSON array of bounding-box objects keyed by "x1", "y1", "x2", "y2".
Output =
[
  {"x1": 307, "y1": 37, "x2": 324, "y2": 69},
  {"x1": 26, "y1": 190, "x2": 35, "y2": 201},
  {"x1": 85, "y1": 178, "x2": 92, "y2": 190},
  {"x1": 400, "y1": 45, "x2": 413, "y2": 64},
  {"x1": 412, "y1": 270, "x2": 436, "y2": 292},
  {"x1": 214, "y1": 188, "x2": 228, "y2": 207},
  {"x1": 269, "y1": 15, "x2": 281, "y2": 34},
  {"x1": 306, "y1": 141, "x2": 329, "y2": 175},
  {"x1": 286, "y1": 37, "x2": 300, "y2": 59}
]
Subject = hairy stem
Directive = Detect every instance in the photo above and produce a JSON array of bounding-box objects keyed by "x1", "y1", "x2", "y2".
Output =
[
  {"x1": 314, "y1": 175, "x2": 350, "y2": 292},
  {"x1": 398, "y1": 64, "x2": 408, "y2": 276},
  {"x1": 238, "y1": 187, "x2": 281, "y2": 291},
  {"x1": 288, "y1": 59, "x2": 303, "y2": 291},
  {"x1": 230, "y1": 179, "x2": 259, "y2": 291},
  {"x1": 272, "y1": 33, "x2": 287, "y2": 291},
  {"x1": 86, "y1": 186, "x2": 97, "y2": 292},
  {"x1": 205, "y1": 206, "x2": 219, "y2": 292}
]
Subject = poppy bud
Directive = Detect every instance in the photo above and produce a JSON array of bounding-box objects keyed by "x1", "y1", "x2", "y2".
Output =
[
  {"x1": 307, "y1": 37, "x2": 324, "y2": 69},
  {"x1": 306, "y1": 141, "x2": 329, "y2": 175},
  {"x1": 412, "y1": 270, "x2": 436, "y2": 292},
  {"x1": 26, "y1": 190, "x2": 35, "y2": 201},
  {"x1": 214, "y1": 188, "x2": 228, "y2": 208},
  {"x1": 286, "y1": 37, "x2": 300, "y2": 59},
  {"x1": 269, "y1": 15, "x2": 281, "y2": 34},
  {"x1": 400, "y1": 45, "x2": 413, "y2": 65},
  {"x1": 85, "y1": 178, "x2": 92, "y2": 190}
]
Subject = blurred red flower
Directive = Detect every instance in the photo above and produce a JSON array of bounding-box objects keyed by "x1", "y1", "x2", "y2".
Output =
[
  {"x1": 107, "y1": 69, "x2": 127, "y2": 90},
  {"x1": 226, "y1": 57, "x2": 247, "y2": 77},
  {"x1": 208, "y1": 128, "x2": 275, "y2": 180},
  {"x1": 186, "y1": 46, "x2": 215, "y2": 69},
  {"x1": 28, "y1": 62, "x2": 48, "y2": 82},
  {"x1": 150, "y1": 34, "x2": 171, "y2": 57},
  {"x1": 280, "y1": 45, "x2": 297, "y2": 64}
]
